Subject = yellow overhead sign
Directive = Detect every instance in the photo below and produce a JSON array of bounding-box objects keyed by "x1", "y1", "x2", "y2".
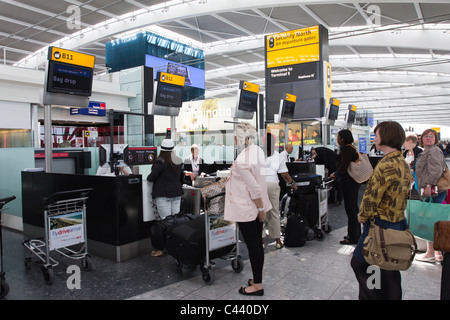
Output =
[
  {"x1": 331, "y1": 98, "x2": 340, "y2": 106},
  {"x1": 48, "y1": 47, "x2": 95, "y2": 69},
  {"x1": 158, "y1": 72, "x2": 185, "y2": 87},
  {"x1": 285, "y1": 93, "x2": 297, "y2": 102},
  {"x1": 266, "y1": 26, "x2": 320, "y2": 68},
  {"x1": 241, "y1": 81, "x2": 260, "y2": 93},
  {"x1": 349, "y1": 104, "x2": 357, "y2": 112}
]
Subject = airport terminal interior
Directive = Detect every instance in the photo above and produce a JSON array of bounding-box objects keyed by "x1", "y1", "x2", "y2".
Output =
[{"x1": 1, "y1": 1, "x2": 450, "y2": 301}]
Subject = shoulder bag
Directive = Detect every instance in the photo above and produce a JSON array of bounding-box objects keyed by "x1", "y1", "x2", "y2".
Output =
[
  {"x1": 433, "y1": 221, "x2": 450, "y2": 252},
  {"x1": 362, "y1": 218, "x2": 417, "y2": 271},
  {"x1": 347, "y1": 145, "x2": 374, "y2": 183},
  {"x1": 437, "y1": 166, "x2": 450, "y2": 192}
]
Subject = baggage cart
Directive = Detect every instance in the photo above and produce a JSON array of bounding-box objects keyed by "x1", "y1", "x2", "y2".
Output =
[
  {"x1": 0, "y1": 195, "x2": 16, "y2": 299},
  {"x1": 200, "y1": 193, "x2": 244, "y2": 285},
  {"x1": 22, "y1": 189, "x2": 93, "y2": 284},
  {"x1": 282, "y1": 176, "x2": 334, "y2": 240}
]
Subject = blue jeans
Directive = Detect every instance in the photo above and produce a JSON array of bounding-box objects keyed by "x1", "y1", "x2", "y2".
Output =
[
  {"x1": 155, "y1": 196, "x2": 181, "y2": 220},
  {"x1": 425, "y1": 191, "x2": 447, "y2": 204}
]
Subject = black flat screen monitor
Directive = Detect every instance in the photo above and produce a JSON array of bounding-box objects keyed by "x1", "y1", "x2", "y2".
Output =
[
  {"x1": 155, "y1": 82, "x2": 184, "y2": 108},
  {"x1": 281, "y1": 99, "x2": 295, "y2": 118},
  {"x1": 328, "y1": 103, "x2": 339, "y2": 121},
  {"x1": 47, "y1": 60, "x2": 93, "y2": 96},
  {"x1": 346, "y1": 110, "x2": 356, "y2": 124},
  {"x1": 238, "y1": 90, "x2": 258, "y2": 112}
]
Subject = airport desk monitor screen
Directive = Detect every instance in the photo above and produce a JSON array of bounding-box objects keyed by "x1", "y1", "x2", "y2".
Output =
[
  {"x1": 346, "y1": 110, "x2": 356, "y2": 124},
  {"x1": 328, "y1": 103, "x2": 339, "y2": 121},
  {"x1": 238, "y1": 89, "x2": 258, "y2": 112},
  {"x1": 46, "y1": 60, "x2": 93, "y2": 96},
  {"x1": 281, "y1": 99, "x2": 295, "y2": 118},
  {"x1": 155, "y1": 82, "x2": 184, "y2": 108}
]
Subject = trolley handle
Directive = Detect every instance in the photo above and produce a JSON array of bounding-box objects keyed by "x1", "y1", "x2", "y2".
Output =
[
  {"x1": 43, "y1": 188, "x2": 93, "y2": 206},
  {"x1": 0, "y1": 195, "x2": 16, "y2": 209}
]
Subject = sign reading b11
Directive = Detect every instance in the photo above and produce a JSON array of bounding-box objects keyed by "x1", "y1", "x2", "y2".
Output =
[{"x1": 48, "y1": 47, "x2": 95, "y2": 69}]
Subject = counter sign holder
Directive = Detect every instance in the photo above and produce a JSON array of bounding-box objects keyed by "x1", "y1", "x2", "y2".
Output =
[{"x1": 41, "y1": 47, "x2": 96, "y2": 172}]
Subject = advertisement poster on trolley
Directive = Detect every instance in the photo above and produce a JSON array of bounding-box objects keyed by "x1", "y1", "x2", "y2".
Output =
[
  {"x1": 208, "y1": 215, "x2": 236, "y2": 251},
  {"x1": 48, "y1": 211, "x2": 85, "y2": 250}
]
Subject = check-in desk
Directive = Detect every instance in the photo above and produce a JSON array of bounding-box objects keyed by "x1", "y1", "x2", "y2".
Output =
[{"x1": 21, "y1": 171, "x2": 151, "y2": 262}]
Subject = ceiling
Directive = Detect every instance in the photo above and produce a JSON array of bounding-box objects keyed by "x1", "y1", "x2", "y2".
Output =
[{"x1": 1, "y1": 0, "x2": 450, "y2": 126}]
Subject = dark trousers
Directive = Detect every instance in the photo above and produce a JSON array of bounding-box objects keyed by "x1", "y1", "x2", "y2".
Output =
[
  {"x1": 238, "y1": 218, "x2": 264, "y2": 284},
  {"x1": 341, "y1": 176, "x2": 361, "y2": 242},
  {"x1": 350, "y1": 257, "x2": 402, "y2": 300},
  {"x1": 442, "y1": 252, "x2": 450, "y2": 300},
  {"x1": 328, "y1": 179, "x2": 343, "y2": 203}
]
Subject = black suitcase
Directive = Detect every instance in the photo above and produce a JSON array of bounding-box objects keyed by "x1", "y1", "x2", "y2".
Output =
[
  {"x1": 149, "y1": 213, "x2": 196, "y2": 250},
  {"x1": 291, "y1": 173, "x2": 322, "y2": 194},
  {"x1": 165, "y1": 215, "x2": 206, "y2": 266},
  {"x1": 293, "y1": 192, "x2": 319, "y2": 227},
  {"x1": 284, "y1": 213, "x2": 308, "y2": 247}
]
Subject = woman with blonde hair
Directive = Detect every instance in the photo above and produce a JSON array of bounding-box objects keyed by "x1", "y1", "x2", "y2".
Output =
[{"x1": 224, "y1": 122, "x2": 271, "y2": 296}]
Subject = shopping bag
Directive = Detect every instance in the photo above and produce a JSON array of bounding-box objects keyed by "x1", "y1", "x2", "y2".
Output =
[{"x1": 407, "y1": 198, "x2": 450, "y2": 241}]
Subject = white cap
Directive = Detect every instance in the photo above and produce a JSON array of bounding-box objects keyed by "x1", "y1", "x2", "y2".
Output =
[{"x1": 161, "y1": 139, "x2": 175, "y2": 151}]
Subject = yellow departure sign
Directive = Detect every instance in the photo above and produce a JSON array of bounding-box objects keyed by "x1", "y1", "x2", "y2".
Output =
[
  {"x1": 331, "y1": 98, "x2": 340, "y2": 106},
  {"x1": 285, "y1": 93, "x2": 297, "y2": 102},
  {"x1": 241, "y1": 81, "x2": 260, "y2": 93},
  {"x1": 159, "y1": 72, "x2": 185, "y2": 87},
  {"x1": 266, "y1": 25, "x2": 320, "y2": 68},
  {"x1": 349, "y1": 104, "x2": 357, "y2": 112},
  {"x1": 48, "y1": 47, "x2": 95, "y2": 69}
]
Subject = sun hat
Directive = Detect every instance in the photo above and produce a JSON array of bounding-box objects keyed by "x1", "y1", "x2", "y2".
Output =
[{"x1": 161, "y1": 139, "x2": 175, "y2": 151}]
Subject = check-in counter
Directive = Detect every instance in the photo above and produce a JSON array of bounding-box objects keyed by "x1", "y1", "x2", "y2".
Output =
[{"x1": 21, "y1": 171, "x2": 151, "y2": 262}]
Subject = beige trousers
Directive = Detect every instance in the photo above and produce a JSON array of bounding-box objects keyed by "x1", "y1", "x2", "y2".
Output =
[{"x1": 263, "y1": 181, "x2": 281, "y2": 239}]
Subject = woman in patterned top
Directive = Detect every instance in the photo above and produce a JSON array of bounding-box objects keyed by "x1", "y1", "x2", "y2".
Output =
[{"x1": 350, "y1": 121, "x2": 411, "y2": 300}]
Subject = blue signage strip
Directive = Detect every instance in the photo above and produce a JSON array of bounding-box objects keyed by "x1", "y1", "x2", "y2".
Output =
[
  {"x1": 70, "y1": 108, "x2": 106, "y2": 116},
  {"x1": 88, "y1": 101, "x2": 106, "y2": 109}
]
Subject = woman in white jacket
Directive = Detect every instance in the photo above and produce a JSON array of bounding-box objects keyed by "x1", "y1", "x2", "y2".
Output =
[{"x1": 224, "y1": 122, "x2": 271, "y2": 296}]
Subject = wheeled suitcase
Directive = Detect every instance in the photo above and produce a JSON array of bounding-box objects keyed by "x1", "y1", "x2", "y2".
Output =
[
  {"x1": 165, "y1": 215, "x2": 206, "y2": 266},
  {"x1": 149, "y1": 213, "x2": 195, "y2": 250},
  {"x1": 284, "y1": 213, "x2": 308, "y2": 247}
]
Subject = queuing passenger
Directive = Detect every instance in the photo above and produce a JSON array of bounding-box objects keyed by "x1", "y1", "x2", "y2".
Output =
[
  {"x1": 414, "y1": 129, "x2": 447, "y2": 263},
  {"x1": 330, "y1": 129, "x2": 361, "y2": 245},
  {"x1": 182, "y1": 144, "x2": 205, "y2": 185},
  {"x1": 262, "y1": 133, "x2": 297, "y2": 249},
  {"x1": 147, "y1": 139, "x2": 183, "y2": 257},
  {"x1": 224, "y1": 122, "x2": 271, "y2": 296},
  {"x1": 403, "y1": 134, "x2": 422, "y2": 169},
  {"x1": 311, "y1": 146, "x2": 342, "y2": 206},
  {"x1": 351, "y1": 121, "x2": 411, "y2": 300}
]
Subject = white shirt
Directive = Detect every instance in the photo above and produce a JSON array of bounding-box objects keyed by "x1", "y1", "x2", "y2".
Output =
[{"x1": 264, "y1": 151, "x2": 289, "y2": 183}]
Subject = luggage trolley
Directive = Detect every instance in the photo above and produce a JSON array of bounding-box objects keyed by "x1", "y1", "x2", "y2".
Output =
[
  {"x1": 0, "y1": 195, "x2": 16, "y2": 299},
  {"x1": 282, "y1": 174, "x2": 334, "y2": 240},
  {"x1": 200, "y1": 193, "x2": 244, "y2": 285},
  {"x1": 22, "y1": 189, "x2": 93, "y2": 284}
]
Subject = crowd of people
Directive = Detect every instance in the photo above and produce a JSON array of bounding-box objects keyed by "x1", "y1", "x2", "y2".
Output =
[{"x1": 144, "y1": 122, "x2": 448, "y2": 299}]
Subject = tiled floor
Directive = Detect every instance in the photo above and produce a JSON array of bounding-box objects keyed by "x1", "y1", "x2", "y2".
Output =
[
  {"x1": 127, "y1": 225, "x2": 443, "y2": 301},
  {"x1": 1, "y1": 187, "x2": 444, "y2": 300}
]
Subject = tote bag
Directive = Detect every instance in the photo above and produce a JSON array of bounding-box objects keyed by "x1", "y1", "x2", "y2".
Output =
[
  {"x1": 347, "y1": 145, "x2": 374, "y2": 183},
  {"x1": 406, "y1": 198, "x2": 450, "y2": 241}
]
